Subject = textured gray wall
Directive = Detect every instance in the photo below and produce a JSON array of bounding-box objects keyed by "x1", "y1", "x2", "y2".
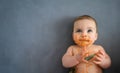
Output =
[{"x1": 0, "y1": 0, "x2": 120, "y2": 73}]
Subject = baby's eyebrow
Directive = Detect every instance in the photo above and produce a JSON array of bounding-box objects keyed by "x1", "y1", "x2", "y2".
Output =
[
  {"x1": 76, "y1": 28, "x2": 81, "y2": 30},
  {"x1": 75, "y1": 27, "x2": 81, "y2": 30},
  {"x1": 87, "y1": 27, "x2": 94, "y2": 29}
]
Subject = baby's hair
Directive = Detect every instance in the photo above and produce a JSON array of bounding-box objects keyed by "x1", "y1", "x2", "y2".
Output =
[{"x1": 74, "y1": 15, "x2": 98, "y2": 32}]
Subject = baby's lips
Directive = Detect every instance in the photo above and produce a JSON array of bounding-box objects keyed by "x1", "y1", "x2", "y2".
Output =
[{"x1": 79, "y1": 38, "x2": 90, "y2": 42}]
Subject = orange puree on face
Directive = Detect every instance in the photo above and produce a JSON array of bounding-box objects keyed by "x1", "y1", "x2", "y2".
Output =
[
  {"x1": 77, "y1": 38, "x2": 92, "y2": 47},
  {"x1": 73, "y1": 34, "x2": 92, "y2": 47}
]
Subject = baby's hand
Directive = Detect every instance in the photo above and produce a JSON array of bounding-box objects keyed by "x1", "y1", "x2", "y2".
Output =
[
  {"x1": 76, "y1": 54, "x2": 88, "y2": 63},
  {"x1": 82, "y1": 58, "x2": 89, "y2": 63},
  {"x1": 93, "y1": 50, "x2": 106, "y2": 67},
  {"x1": 75, "y1": 53, "x2": 82, "y2": 62}
]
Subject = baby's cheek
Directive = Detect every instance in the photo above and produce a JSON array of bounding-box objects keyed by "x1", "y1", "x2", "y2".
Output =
[
  {"x1": 91, "y1": 34, "x2": 97, "y2": 40},
  {"x1": 73, "y1": 34, "x2": 79, "y2": 40}
]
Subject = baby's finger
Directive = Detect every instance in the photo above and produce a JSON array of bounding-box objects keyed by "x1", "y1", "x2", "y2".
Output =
[
  {"x1": 82, "y1": 58, "x2": 88, "y2": 63},
  {"x1": 98, "y1": 50, "x2": 105, "y2": 56},
  {"x1": 93, "y1": 61, "x2": 101, "y2": 65},
  {"x1": 94, "y1": 56, "x2": 102, "y2": 61},
  {"x1": 96, "y1": 53, "x2": 104, "y2": 58}
]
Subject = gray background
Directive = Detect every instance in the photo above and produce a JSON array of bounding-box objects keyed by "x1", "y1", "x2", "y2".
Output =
[{"x1": 0, "y1": 0, "x2": 120, "y2": 73}]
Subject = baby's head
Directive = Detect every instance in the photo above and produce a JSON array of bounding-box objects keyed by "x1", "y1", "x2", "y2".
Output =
[{"x1": 73, "y1": 15, "x2": 98, "y2": 47}]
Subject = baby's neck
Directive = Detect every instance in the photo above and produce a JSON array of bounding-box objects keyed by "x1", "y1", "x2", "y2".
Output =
[{"x1": 80, "y1": 45, "x2": 92, "y2": 50}]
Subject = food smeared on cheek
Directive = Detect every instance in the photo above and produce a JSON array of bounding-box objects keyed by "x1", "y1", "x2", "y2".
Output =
[{"x1": 73, "y1": 34, "x2": 92, "y2": 47}]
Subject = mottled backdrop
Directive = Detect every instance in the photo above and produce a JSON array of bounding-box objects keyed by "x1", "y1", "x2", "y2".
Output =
[{"x1": 0, "y1": 0, "x2": 120, "y2": 73}]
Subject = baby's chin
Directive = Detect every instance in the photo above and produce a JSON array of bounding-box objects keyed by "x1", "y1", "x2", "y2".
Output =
[
  {"x1": 78, "y1": 42, "x2": 91, "y2": 47},
  {"x1": 78, "y1": 41, "x2": 90, "y2": 47}
]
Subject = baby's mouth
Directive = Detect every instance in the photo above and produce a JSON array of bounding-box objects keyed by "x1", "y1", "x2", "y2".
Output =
[
  {"x1": 76, "y1": 38, "x2": 92, "y2": 47},
  {"x1": 79, "y1": 38, "x2": 90, "y2": 42}
]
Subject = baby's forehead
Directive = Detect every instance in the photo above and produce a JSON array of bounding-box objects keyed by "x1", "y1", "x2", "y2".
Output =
[
  {"x1": 74, "y1": 19, "x2": 95, "y2": 24},
  {"x1": 73, "y1": 19, "x2": 97, "y2": 31},
  {"x1": 74, "y1": 19, "x2": 96, "y2": 27}
]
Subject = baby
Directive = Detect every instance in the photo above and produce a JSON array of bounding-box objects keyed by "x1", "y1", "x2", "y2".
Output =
[{"x1": 62, "y1": 15, "x2": 111, "y2": 73}]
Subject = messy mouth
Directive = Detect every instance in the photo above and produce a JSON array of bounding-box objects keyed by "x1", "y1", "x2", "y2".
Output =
[{"x1": 79, "y1": 39, "x2": 90, "y2": 42}]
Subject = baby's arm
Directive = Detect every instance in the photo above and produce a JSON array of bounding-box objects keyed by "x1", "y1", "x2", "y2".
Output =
[
  {"x1": 62, "y1": 46, "x2": 79, "y2": 68},
  {"x1": 93, "y1": 46, "x2": 111, "y2": 69}
]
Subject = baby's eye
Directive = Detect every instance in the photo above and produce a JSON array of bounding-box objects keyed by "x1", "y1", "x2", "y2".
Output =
[
  {"x1": 87, "y1": 29, "x2": 92, "y2": 33},
  {"x1": 76, "y1": 29, "x2": 82, "y2": 32}
]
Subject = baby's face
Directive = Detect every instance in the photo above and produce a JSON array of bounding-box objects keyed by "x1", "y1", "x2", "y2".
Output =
[{"x1": 73, "y1": 19, "x2": 98, "y2": 47}]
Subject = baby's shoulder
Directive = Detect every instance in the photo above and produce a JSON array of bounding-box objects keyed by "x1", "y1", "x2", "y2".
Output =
[
  {"x1": 68, "y1": 45, "x2": 78, "y2": 49},
  {"x1": 67, "y1": 45, "x2": 79, "y2": 51}
]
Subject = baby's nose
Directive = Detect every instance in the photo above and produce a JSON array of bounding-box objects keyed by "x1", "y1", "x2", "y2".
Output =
[{"x1": 81, "y1": 32, "x2": 87, "y2": 37}]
